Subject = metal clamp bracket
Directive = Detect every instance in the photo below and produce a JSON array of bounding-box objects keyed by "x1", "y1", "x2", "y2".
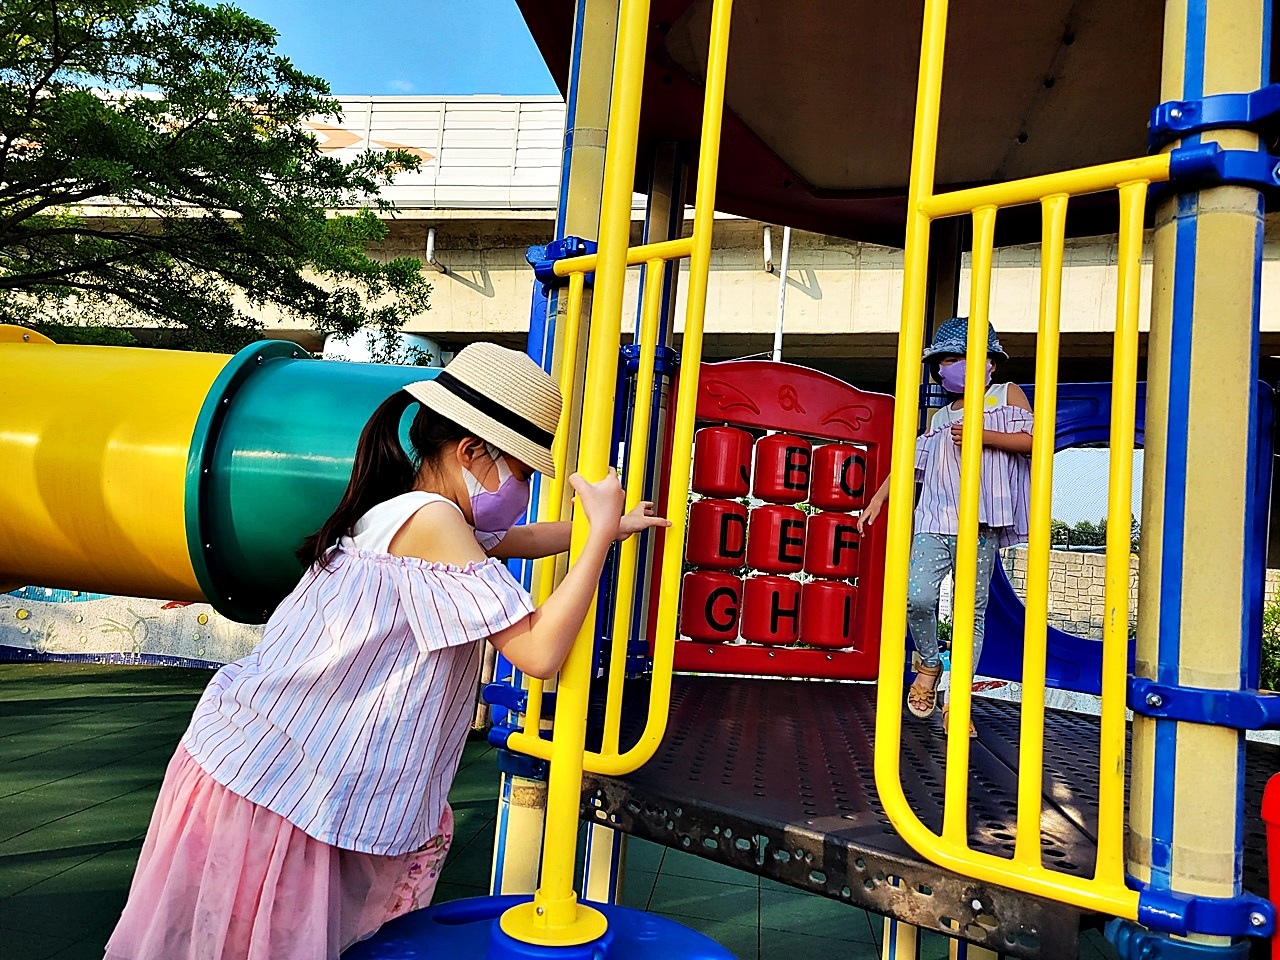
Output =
[
  {"x1": 1150, "y1": 85, "x2": 1280, "y2": 151},
  {"x1": 620, "y1": 343, "x2": 681, "y2": 377},
  {"x1": 1129, "y1": 676, "x2": 1280, "y2": 729},
  {"x1": 482, "y1": 680, "x2": 527, "y2": 716},
  {"x1": 494, "y1": 746, "x2": 548, "y2": 781},
  {"x1": 1107, "y1": 919, "x2": 1252, "y2": 960},
  {"x1": 482, "y1": 681, "x2": 557, "y2": 720},
  {"x1": 626, "y1": 653, "x2": 655, "y2": 674},
  {"x1": 526, "y1": 236, "x2": 598, "y2": 287},
  {"x1": 1163, "y1": 142, "x2": 1280, "y2": 195},
  {"x1": 1130, "y1": 881, "x2": 1275, "y2": 939}
]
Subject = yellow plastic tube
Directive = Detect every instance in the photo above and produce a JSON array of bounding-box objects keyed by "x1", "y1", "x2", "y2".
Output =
[{"x1": 0, "y1": 338, "x2": 229, "y2": 601}]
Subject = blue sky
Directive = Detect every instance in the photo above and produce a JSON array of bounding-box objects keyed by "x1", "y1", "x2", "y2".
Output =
[{"x1": 236, "y1": 0, "x2": 559, "y2": 97}]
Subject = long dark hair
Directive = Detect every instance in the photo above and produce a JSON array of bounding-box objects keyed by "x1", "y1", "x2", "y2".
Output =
[{"x1": 296, "y1": 391, "x2": 472, "y2": 569}]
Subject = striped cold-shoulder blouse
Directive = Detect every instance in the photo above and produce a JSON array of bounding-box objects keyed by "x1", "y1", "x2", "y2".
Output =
[
  {"x1": 182, "y1": 492, "x2": 533, "y2": 856},
  {"x1": 913, "y1": 381, "x2": 1033, "y2": 549}
]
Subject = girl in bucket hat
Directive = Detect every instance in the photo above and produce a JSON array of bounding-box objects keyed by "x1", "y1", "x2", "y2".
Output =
[
  {"x1": 857, "y1": 318, "x2": 1033, "y2": 738},
  {"x1": 105, "y1": 343, "x2": 669, "y2": 960}
]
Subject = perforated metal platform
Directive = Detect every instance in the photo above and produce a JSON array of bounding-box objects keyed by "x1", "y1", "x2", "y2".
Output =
[{"x1": 581, "y1": 676, "x2": 1278, "y2": 960}]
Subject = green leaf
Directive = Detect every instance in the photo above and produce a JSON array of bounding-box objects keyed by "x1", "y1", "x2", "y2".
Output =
[{"x1": 0, "y1": 0, "x2": 430, "y2": 349}]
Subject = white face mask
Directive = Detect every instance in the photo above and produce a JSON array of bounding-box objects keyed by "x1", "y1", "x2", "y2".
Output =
[{"x1": 462, "y1": 443, "x2": 531, "y2": 533}]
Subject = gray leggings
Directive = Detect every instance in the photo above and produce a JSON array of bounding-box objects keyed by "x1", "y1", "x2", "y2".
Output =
[{"x1": 906, "y1": 531, "x2": 1000, "y2": 671}]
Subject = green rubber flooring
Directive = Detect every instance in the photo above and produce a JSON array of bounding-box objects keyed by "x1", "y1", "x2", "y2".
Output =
[{"x1": 0, "y1": 662, "x2": 1122, "y2": 960}]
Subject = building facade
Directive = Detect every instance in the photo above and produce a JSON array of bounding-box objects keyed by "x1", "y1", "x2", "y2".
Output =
[{"x1": 236, "y1": 95, "x2": 1280, "y2": 392}]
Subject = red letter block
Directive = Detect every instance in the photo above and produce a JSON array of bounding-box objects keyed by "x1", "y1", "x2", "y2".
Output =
[
  {"x1": 810, "y1": 443, "x2": 868, "y2": 511},
  {"x1": 804, "y1": 512, "x2": 860, "y2": 579},
  {"x1": 800, "y1": 580, "x2": 858, "y2": 649},
  {"x1": 752, "y1": 434, "x2": 811, "y2": 504},
  {"x1": 740, "y1": 575, "x2": 801, "y2": 645},
  {"x1": 680, "y1": 572, "x2": 741, "y2": 643},
  {"x1": 692, "y1": 426, "x2": 753, "y2": 498},
  {"x1": 686, "y1": 499, "x2": 748, "y2": 571},
  {"x1": 746, "y1": 504, "x2": 806, "y2": 574}
]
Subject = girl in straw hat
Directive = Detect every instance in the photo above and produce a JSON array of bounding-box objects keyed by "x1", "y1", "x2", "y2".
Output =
[
  {"x1": 857, "y1": 318, "x2": 1033, "y2": 739},
  {"x1": 105, "y1": 343, "x2": 669, "y2": 960}
]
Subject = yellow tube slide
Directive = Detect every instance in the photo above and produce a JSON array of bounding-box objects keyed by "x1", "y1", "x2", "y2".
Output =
[{"x1": 0, "y1": 329, "x2": 229, "y2": 600}]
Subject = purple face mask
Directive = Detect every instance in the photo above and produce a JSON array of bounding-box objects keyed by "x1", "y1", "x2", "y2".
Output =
[
  {"x1": 463, "y1": 444, "x2": 531, "y2": 533},
  {"x1": 938, "y1": 358, "x2": 993, "y2": 394}
]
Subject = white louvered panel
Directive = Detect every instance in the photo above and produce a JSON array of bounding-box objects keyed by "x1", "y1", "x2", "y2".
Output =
[
  {"x1": 434, "y1": 185, "x2": 512, "y2": 208},
  {"x1": 442, "y1": 105, "x2": 520, "y2": 125},
  {"x1": 365, "y1": 107, "x2": 446, "y2": 127},
  {"x1": 294, "y1": 96, "x2": 573, "y2": 210},
  {"x1": 379, "y1": 185, "x2": 439, "y2": 207},
  {"x1": 439, "y1": 151, "x2": 519, "y2": 169},
  {"x1": 507, "y1": 185, "x2": 559, "y2": 207}
]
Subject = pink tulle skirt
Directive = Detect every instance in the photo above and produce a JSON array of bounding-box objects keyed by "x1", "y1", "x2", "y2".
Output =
[{"x1": 104, "y1": 747, "x2": 452, "y2": 960}]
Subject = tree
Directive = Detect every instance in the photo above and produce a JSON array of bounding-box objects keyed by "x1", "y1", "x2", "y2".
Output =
[
  {"x1": 1049, "y1": 516, "x2": 1141, "y2": 552},
  {"x1": 0, "y1": 0, "x2": 431, "y2": 351}
]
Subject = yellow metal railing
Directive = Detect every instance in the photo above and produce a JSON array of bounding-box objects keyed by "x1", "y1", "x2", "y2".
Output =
[
  {"x1": 872, "y1": 0, "x2": 1160, "y2": 919},
  {"x1": 499, "y1": 0, "x2": 735, "y2": 945},
  {"x1": 502, "y1": 18, "x2": 730, "y2": 780}
]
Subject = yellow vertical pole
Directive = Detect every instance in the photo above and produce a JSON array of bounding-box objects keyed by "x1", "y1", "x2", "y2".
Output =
[
  {"x1": 500, "y1": 0, "x2": 652, "y2": 944},
  {"x1": 943, "y1": 202, "x2": 996, "y2": 844},
  {"x1": 1095, "y1": 181, "x2": 1145, "y2": 886},
  {"x1": 491, "y1": 0, "x2": 618, "y2": 898},
  {"x1": 950, "y1": 939, "x2": 1001, "y2": 960},
  {"x1": 882, "y1": 918, "x2": 921, "y2": 960},
  {"x1": 1012, "y1": 193, "x2": 1067, "y2": 867}
]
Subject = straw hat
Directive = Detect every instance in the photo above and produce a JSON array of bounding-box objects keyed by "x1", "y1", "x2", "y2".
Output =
[
  {"x1": 921, "y1": 316, "x2": 1009, "y2": 364},
  {"x1": 404, "y1": 343, "x2": 563, "y2": 477}
]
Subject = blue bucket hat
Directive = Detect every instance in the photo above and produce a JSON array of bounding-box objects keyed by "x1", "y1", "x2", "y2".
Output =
[{"x1": 921, "y1": 316, "x2": 1008, "y2": 364}]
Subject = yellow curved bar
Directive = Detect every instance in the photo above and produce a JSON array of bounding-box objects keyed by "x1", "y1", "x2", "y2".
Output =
[
  {"x1": 504, "y1": 0, "x2": 734, "y2": 780},
  {"x1": 873, "y1": 0, "x2": 949, "y2": 855},
  {"x1": 921, "y1": 154, "x2": 1172, "y2": 218},
  {"x1": 601, "y1": 259, "x2": 666, "y2": 752},
  {"x1": 551, "y1": 236, "x2": 693, "y2": 277},
  {"x1": 523, "y1": 270, "x2": 588, "y2": 737},
  {"x1": 1013, "y1": 194, "x2": 1068, "y2": 867},
  {"x1": 873, "y1": 0, "x2": 1146, "y2": 920},
  {"x1": 594, "y1": 0, "x2": 735, "y2": 776},
  {"x1": 0, "y1": 340, "x2": 229, "y2": 601}
]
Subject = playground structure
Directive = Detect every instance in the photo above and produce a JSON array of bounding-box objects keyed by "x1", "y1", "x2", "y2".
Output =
[{"x1": 5, "y1": 1, "x2": 1280, "y2": 960}]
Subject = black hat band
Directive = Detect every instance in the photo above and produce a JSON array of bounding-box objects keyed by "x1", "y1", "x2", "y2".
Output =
[{"x1": 430, "y1": 371, "x2": 555, "y2": 449}]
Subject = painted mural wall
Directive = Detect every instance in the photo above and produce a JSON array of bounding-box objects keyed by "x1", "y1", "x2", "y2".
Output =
[{"x1": 0, "y1": 587, "x2": 261, "y2": 668}]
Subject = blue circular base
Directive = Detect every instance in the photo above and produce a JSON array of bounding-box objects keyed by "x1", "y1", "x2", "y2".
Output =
[{"x1": 342, "y1": 894, "x2": 738, "y2": 959}]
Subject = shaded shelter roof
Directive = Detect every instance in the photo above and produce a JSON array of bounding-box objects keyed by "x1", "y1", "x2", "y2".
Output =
[{"x1": 518, "y1": 1, "x2": 1276, "y2": 246}]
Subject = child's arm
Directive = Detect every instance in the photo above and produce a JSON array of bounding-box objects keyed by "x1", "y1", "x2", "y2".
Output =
[
  {"x1": 487, "y1": 472, "x2": 627, "y2": 678},
  {"x1": 856, "y1": 475, "x2": 892, "y2": 532},
  {"x1": 486, "y1": 502, "x2": 670, "y2": 560},
  {"x1": 948, "y1": 383, "x2": 1034, "y2": 454}
]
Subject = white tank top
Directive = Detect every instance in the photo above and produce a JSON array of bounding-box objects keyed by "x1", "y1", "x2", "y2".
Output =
[
  {"x1": 930, "y1": 381, "x2": 1011, "y2": 429},
  {"x1": 349, "y1": 491, "x2": 504, "y2": 554}
]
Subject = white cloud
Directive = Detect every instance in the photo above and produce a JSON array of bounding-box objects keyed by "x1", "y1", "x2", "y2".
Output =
[{"x1": 386, "y1": 79, "x2": 415, "y2": 93}]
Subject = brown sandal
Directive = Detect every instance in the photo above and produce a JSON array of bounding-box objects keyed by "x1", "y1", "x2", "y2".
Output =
[
  {"x1": 941, "y1": 703, "x2": 978, "y2": 738},
  {"x1": 906, "y1": 664, "x2": 942, "y2": 718}
]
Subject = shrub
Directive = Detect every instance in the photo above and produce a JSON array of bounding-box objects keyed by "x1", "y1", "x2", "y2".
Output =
[{"x1": 1261, "y1": 599, "x2": 1280, "y2": 691}]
